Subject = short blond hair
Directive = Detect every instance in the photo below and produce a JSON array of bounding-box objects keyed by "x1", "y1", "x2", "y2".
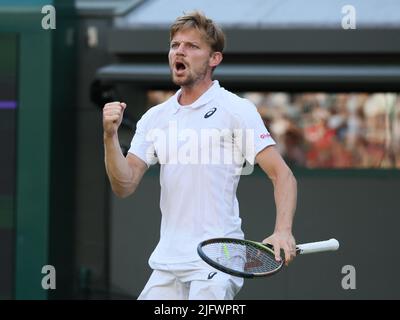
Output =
[{"x1": 170, "y1": 11, "x2": 225, "y2": 53}]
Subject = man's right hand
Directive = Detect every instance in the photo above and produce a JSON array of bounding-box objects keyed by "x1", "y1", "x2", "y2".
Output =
[{"x1": 103, "y1": 101, "x2": 127, "y2": 137}]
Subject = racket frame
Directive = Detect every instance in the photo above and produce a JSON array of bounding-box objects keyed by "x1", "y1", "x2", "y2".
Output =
[{"x1": 197, "y1": 238, "x2": 284, "y2": 278}]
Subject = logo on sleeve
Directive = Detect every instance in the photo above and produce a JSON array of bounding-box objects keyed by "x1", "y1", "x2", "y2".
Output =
[
  {"x1": 204, "y1": 107, "x2": 217, "y2": 118},
  {"x1": 207, "y1": 272, "x2": 218, "y2": 279},
  {"x1": 260, "y1": 133, "x2": 271, "y2": 139}
]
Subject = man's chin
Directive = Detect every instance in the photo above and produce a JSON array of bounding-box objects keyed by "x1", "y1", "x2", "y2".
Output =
[{"x1": 172, "y1": 75, "x2": 192, "y2": 87}]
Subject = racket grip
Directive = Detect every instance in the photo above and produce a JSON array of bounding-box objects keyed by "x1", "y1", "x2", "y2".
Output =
[{"x1": 296, "y1": 238, "x2": 339, "y2": 254}]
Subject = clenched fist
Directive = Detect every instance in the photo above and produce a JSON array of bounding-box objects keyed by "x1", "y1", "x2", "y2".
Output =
[{"x1": 103, "y1": 101, "x2": 127, "y2": 137}]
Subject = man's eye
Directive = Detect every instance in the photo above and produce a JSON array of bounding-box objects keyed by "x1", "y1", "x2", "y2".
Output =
[{"x1": 171, "y1": 43, "x2": 178, "y2": 49}]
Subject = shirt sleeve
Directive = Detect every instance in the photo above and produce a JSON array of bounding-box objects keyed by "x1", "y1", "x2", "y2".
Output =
[
  {"x1": 128, "y1": 109, "x2": 158, "y2": 167},
  {"x1": 233, "y1": 100, "x2": 276, "y2": 165}
]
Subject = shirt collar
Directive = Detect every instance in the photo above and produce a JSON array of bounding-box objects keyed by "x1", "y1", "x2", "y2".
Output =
[{"x1": 172, "y1": 80, "x2": 220, "y2": 113}]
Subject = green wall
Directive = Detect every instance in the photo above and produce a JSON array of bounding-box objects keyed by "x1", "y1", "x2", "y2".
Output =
[{"x1": 0, "y1": 0, "x2": 77, "y2": 299}]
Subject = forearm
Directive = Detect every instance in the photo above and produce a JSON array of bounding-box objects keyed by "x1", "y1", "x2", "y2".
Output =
[
  {"x1": 272, "y1": 169, "x2": 297, "y2": 233},
  {"x1": 104, "y1": 133, "x2": 134, "y2": 197}
]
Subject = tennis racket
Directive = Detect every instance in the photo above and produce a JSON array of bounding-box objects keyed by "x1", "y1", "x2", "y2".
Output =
[{"x1": 197, "y1": 238, "x2": 339, "y2": 278}]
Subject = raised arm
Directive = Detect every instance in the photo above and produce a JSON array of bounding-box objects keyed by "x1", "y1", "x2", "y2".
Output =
[
  {"x1": 256, "y1": 145, "x2": 297, "y2": 265},
  {"x1": 103, "y1": 102, "x2": 148, "y2": 198}
]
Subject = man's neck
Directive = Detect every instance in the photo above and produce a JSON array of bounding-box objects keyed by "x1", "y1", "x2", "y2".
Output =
[{"x1": 178, "y1": 79, "x2": 213, "y2": 106}]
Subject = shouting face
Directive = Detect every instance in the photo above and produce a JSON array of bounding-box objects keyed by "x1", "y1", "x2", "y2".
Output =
[{"x1": 169, "y1": 28, "x2": 221, "y2": 88}]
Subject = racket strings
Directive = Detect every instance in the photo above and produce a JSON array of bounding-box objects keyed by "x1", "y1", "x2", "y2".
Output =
[
  {"x1": 244, "y1": 245, "x2": 281, "y2": 273},
  {"x1": 201, "y1": 241, "x2": 281, "y2": 275}
]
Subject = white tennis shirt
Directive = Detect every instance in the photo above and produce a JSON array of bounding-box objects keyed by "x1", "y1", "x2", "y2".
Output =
[{"x1": 129, "y1": 80, "x2": 276, "y2": 266}]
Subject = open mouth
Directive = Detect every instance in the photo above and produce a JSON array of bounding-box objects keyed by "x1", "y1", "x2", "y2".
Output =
[{"x1": 175, "y1": 61, "x2": 187, "y2": 73}]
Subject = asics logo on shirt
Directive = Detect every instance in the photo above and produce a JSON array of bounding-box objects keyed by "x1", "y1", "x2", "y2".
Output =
[
  {"x1": 204, "y1": 107, "x2": 217, "y2": 118},
  {"x1": 208, "y1": 272, "x2": 218, "y2": 279}
]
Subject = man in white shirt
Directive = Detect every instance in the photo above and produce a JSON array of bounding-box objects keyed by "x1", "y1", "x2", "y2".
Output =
[{"x1": 103, "y1": 11, "x2": 297, "y2": 300}]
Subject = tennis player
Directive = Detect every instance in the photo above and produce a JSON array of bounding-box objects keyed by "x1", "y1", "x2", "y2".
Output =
[{"x1": 103, "y1": 11, "x2": 297, "y2": 300}]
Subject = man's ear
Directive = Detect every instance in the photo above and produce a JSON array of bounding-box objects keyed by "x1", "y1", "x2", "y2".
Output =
[{"x1": 209, "y1": 52, "x2": 223, "y2": 68}]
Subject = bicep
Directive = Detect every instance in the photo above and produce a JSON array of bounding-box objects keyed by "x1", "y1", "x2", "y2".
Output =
[{"x1": 126, "y1": 153, "x2": 148, "y2": 186}]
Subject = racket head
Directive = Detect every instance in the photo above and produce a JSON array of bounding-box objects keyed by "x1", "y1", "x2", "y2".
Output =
[{"x1": 197, "y1": 238, "x2": 284, "y2": 278}]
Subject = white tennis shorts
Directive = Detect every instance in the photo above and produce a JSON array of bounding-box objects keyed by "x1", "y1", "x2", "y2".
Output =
[{"x1": 138, "y1": 260, "x2": 244, "y2": 300}]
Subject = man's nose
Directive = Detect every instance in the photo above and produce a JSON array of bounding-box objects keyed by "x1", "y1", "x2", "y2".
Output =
[{"x1": 176, "y1": 43, "x2": 185, "y2": 55}]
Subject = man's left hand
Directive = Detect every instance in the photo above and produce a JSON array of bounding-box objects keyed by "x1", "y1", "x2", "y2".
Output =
[{"x1": 262, "y1": 231, "x2": 296, "y2": 266}]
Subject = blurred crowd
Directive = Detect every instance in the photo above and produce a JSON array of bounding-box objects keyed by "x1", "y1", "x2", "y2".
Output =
[
  {"x1": 147, "y1": 91, "x2": 400, "y2": 169},
  {"x1": 244, "y1": 92, "x2": 400, "y2": 169}
]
